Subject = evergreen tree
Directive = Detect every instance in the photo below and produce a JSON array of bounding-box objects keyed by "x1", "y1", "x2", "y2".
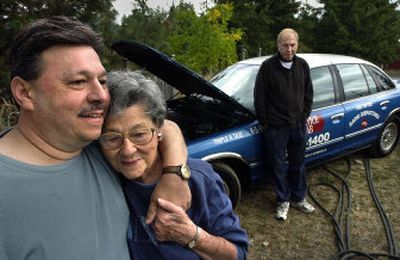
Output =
[
  {"x1": 315, "y1": 0, "x2": 400, "y2": 65},
  {"x1": 296, "y1": 2, "x2": 322, "y2": 53},
  {"x1": 215, "y1": 0, "x2": 300, "y2": 57}
]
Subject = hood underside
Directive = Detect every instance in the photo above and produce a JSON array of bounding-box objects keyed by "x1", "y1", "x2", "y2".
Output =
[{"x1": 111, "y1": 40, "x2": 253, "y2": 117}]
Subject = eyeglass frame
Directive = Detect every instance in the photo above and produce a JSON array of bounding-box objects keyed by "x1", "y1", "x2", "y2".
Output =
[{"x1": 98, "y1": 127, "x2": 159, "y2": 150}]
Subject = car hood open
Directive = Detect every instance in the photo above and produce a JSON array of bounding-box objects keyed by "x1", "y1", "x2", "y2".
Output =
[{"x1": 111, "y1": 40, "x2": 253, "y2": 117}]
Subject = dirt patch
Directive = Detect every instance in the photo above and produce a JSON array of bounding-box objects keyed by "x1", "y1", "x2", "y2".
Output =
[{"x1": 236, "y1": 146, "x2": 400, "y2": 259}]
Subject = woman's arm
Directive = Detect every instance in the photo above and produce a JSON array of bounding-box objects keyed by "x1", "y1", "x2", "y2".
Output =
[
  {"x1": 146, "y1": 120, "x2": 191, "y2": 224},
  {"x1": 153, "y1": 198, "x2": 238, "y2": 260}
]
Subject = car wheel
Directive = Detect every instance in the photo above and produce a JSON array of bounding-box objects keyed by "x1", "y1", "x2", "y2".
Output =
[
  {"x1": 369, "y1": 117, "x2": 399, "y2": 157},
  {"x1": 212, "y1": 162, "x2": 241, "y2": 209}
]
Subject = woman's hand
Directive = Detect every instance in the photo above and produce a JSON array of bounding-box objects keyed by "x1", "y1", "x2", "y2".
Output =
[{"x1": 152, "y1": 198, "x2": 196, "y2": 246}]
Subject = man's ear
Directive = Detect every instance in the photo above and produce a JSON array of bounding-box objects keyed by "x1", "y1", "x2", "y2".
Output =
[{"x1": 11, "y1": 77, "x2": 35, "y2": 111}]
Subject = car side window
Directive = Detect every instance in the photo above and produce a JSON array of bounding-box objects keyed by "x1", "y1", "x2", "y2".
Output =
[
  {"x1": 310, "y1": 66, "x2": 335, "y2": 109},
  {"x1": 360, "y1": 65, "x2": 378, "y2": 94},
  {"x1": 366, "y1": 65, "x2": 395, "y2": 91},
  {"x1": 337, "y1": 64, "x2": 369, "y2": 100}
]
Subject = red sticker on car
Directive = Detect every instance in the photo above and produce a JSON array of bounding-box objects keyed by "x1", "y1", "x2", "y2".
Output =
[
  {"x1": 307, "y1": 115, "x2": 325, "y2": 134},
  {"x1": 361, "y1": 118, "x2": 368, "y2": 128}
]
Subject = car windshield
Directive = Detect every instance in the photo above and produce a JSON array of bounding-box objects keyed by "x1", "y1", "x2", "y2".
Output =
[{"x1": 211, "y1": 63, "x2": 259, "y2": 112}]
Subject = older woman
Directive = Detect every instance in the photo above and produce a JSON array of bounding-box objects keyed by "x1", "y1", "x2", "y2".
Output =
[{"x1": 99, "y1": 70, "x2": 248, "y2": 259}]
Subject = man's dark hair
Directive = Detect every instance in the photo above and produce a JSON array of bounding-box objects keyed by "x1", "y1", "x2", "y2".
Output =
[{"x1": 8, "y1": 16, "x2": 104, "y2": 81}]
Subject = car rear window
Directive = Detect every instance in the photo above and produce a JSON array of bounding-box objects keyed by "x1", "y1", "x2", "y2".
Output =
[{"x1": 337, "y1": 64, "x2": 369, "y2": 100}]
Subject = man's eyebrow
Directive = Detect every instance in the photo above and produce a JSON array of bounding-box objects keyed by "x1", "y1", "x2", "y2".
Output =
[
  {"x1": 98, "y1": 70, "x2": 107, "y2": 78},
  {"x1": 62, "y1": 69, "x2": 107, "y2": 80}
]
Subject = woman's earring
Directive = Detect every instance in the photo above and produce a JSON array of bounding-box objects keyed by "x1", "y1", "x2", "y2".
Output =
[{"x1": 157, "y1": 132, "x2": 163, "y2": 141}]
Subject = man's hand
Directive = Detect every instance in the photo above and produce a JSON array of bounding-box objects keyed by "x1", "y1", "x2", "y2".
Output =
[{"x1": 146, "y1": 120, "x2": 191, "y2": 224}]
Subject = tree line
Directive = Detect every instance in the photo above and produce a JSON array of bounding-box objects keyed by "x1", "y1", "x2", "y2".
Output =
[{"x1": 1, "y1": 0, "x2": 400, "y2": 97}]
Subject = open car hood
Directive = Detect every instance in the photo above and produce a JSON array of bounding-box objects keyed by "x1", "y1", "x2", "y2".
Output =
[{"x1": 111, "y1": 40, "x2": 253, "y2": 116}]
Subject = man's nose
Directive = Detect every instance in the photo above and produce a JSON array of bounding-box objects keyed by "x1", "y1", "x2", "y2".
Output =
[{"x1": 88, "y1": 79, "x2": 109, "y2": 103}]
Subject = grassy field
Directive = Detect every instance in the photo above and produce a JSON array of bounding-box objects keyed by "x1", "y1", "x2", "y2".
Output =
[{"x1": 236, "y1": 146, "x2": 400, "y2": 259}]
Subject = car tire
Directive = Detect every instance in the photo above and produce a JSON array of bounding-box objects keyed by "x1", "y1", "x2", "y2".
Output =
[
  {"x1": 212, "y1": 162, "x2": 241, "y2": 209},
  {"x1": 369, "y1": 116, "x2": 399, "y2": 157}
]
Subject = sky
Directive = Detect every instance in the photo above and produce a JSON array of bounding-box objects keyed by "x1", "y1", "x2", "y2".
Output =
[
  {"x1": 113, "y1": 0, "x2": 215, "y2": 23},
  {"x1": 112, "y1": 0, "x2": 322, "y2": 23}
]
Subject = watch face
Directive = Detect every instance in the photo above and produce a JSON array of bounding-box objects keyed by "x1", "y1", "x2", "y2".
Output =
[{"x1": 181, "y1": 165, "x2": 191, "y2": 179}]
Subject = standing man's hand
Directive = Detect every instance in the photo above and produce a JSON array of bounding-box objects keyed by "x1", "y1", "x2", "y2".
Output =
[{"x1": 146, "y1": 120, "x2": 191, "y2": 224}]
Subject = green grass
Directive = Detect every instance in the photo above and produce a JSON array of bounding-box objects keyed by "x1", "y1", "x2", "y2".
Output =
[{"x1": 236, "y1": 147, "x2": 400, "y2": 259}]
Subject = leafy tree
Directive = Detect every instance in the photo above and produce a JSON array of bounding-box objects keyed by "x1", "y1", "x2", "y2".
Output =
[
  {"x1": 166, "y1": 2, "x2": 242, "y2": 77},
  {"x1": 0, "y1": 0, "x2": 117, "y2": 97},
  {"x1": 315, "y1": 0, "x2": 400, "y2": 65}
]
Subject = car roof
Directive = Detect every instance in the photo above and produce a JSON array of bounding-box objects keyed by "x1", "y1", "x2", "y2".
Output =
[{"x1": 237, "y1": 53, "x2": 378, "y2": 69}]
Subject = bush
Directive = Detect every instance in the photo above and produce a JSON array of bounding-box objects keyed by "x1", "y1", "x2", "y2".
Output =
[{"x1": 0, "y1": 98, "x2": 18, "y2": 131}]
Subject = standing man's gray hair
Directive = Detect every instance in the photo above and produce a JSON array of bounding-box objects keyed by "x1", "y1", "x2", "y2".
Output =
[{"x1": 277, "y1": 28, "x2": 299, "y2": 44}]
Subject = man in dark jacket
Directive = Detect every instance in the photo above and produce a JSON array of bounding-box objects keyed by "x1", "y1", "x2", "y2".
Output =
[{"x1": 254, "y1": 28, "x2": 314, "y2": 221}]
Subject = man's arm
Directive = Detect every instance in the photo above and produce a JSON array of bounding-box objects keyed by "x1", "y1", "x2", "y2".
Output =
[
  {"x1": 146, "y1": 120, "x2": 191, "y2": 224},
  {"x1": 303, "y1": 62, "x2": 314, "y2": 120},
  {"x1": 254, "y1": 62, "x2": 269, "y2": 129}
]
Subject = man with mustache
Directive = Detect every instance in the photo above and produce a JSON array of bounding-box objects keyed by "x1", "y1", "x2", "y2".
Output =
[{"x1": 0, "y1": 16, "x2": 190, "y2": 259}]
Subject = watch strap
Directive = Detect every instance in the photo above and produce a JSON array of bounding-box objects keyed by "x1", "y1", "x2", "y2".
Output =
[
  {"x1": 162, "y1": 166, "x2": 181, "y2": 173},
  {"x1": 162, "y1": 164, "x2": 190, "y2": 180}
]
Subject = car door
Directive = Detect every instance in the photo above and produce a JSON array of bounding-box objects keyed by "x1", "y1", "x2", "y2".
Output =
[
  {"x1": 305, "y1": 65, "x2": 346, "y2": 164},
  {"x1": 336, "y1": 64, "x2": 391, "y2": 151}
]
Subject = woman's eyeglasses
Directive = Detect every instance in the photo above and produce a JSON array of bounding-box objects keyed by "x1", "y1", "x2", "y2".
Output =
[{"x1": 99, "y1": 128, "x2": 156, "y2": 150}]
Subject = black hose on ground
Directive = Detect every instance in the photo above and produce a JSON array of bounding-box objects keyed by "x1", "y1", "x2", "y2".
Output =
[
  {"x1": 364, "y1": 157, "x2": 398, "y2": 257},
  {"x1": 308, "y1": 156, "x2": 399, "y2": 259}
]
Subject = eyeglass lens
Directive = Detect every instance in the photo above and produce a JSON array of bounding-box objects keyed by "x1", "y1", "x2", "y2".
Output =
[{"x1": 99, "y1": 128, "x2": 154, "y2": 149}]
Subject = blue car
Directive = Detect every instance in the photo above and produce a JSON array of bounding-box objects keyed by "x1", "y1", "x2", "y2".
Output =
[{"x1": 112, "y1": 41, "x2": 400, "y2": 208}]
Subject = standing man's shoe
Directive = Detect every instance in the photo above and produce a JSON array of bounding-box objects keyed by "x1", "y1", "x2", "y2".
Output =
[
  {"x1": 291, "y1": 199, "x2": 315, "y2": 213},
  {"x1": 275, "y1": 202, "x2": 290, "y2": 220}
]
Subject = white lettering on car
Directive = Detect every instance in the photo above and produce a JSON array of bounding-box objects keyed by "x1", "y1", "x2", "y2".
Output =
[
  {"x1": 348, "y1": 110, "x2": 380, "y2": 128},
  {"x1": 307, "y1": 132, "x2": 331, "y2": 147},
  {"x1": 249, "y1": 125, "x2": 263, "y2": 135},
  {"x1": 212, "y1": 131, "x2": 245, "y2": 145}
]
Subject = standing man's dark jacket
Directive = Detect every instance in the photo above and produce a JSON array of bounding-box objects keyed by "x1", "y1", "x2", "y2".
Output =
[{"x1": 254, "y1": 53, "x2": 313, "y2": 129}]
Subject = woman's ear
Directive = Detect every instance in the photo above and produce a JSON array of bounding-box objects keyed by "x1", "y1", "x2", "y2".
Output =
[{"x1": 11, "y1": 77, "x2": 35, "y2": 111}]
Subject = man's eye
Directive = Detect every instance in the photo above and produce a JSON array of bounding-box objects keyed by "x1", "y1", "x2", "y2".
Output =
[
  {"x1": 99, "y1": 79, "x2": 107, "y2": 87},
  {"x1": 70, "y1": 79, "x2": 87, "y2": 85}
]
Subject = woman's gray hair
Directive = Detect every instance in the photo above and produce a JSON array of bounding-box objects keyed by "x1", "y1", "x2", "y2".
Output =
[{"x1": 106, "y1": 69, "x2": 166, "y2": 128}]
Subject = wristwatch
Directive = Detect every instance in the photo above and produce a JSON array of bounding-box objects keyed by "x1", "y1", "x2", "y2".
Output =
[
  {"x1": 187, "y1": 225, "x2": 200, "y2": 249},
  {"x1": 162, "y1": 164, "x2": 191, "y2": 180}
]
